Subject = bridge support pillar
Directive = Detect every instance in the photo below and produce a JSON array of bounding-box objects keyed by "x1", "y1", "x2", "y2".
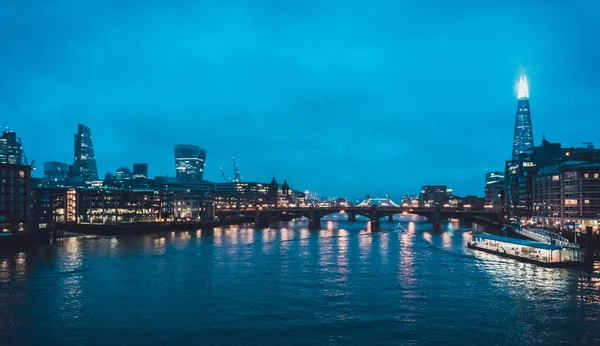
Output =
[
  {"x1": 369, "y1": 206, "x2": 380, "y2": 231},
  {"x1": 431, "y1": 205, "x2": 441, "y2": 230},
  {"x1": 308, "y1": 207, "x2": 321, "y2": 230},
  {"x1": 308, "y1": 218, "x2": 321, "y2": 230},
  {"x1": 388, "y1": 214, "x2": 394, "y2": 223},
  {"x1": 347, "y1": 212, "x2": 356, "y2": 222},
  {"x1": 370, "y1": 219, "x2": 380, "y2": 231},
  {"x1": 254, "y1": 210, "x2": 269, "y2": 229}
]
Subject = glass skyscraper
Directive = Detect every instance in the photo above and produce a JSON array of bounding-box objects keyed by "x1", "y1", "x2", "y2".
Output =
[
  {"x1": 73, "y1": 124, "x2": 99, "y2": 181},
  {"x1": 511, "y1": 75, "x2": 534, "y2": 160},
  {"x1": 174, "y1": 145, "x2": 206, "y2": 182},
  {"x1": 0, "y1": 131, "x2": 23, "y2": 165}
]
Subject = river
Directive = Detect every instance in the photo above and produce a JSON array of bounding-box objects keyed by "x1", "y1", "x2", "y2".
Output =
[{"x1": 0, "y1": 216, "x2": 599, "y2": 345}]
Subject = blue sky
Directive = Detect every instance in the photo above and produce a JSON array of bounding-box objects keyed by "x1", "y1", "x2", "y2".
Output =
[{"x1": 2, "y1": 0, "x2": 600, "y2": 199}]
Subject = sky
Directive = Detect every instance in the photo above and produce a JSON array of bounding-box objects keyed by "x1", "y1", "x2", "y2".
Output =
[{"x1": 2, "y1": 0, "x2": 600, "y2": 200}]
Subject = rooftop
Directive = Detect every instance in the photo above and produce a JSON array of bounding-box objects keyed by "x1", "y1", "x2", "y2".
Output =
[{"x1": 473, "y1": 233, "x2": 564, "y2": 251}]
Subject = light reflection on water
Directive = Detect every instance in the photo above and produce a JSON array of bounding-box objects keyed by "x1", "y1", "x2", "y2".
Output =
[{"x1": 0, "y1": 219, "x2": 598, "y2": 345}]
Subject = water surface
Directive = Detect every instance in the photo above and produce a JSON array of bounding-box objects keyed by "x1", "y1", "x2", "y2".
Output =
[{"x1": 0, "y1": 216, "x2": 599, "y2": 345}]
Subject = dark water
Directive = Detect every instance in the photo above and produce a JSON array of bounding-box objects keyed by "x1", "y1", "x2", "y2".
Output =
[{"x1": 1, "y1": 216, "x2": 599, "y2": 345}]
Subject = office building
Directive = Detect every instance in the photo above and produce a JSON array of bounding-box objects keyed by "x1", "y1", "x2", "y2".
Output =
[
  {"x1": 419, "y1": 185, "x2": 449, "y2": 207},
  {"x1": 485, "y1": 171, "x2": 505, "y2": 212},
  {"x1": 512, "y1": 75, "x2": 534, "y2": 160},
  {"x1": 532, "y1": 144, "x2": 600, "y2": 230},
  {"x1": 73, "y1": 124, "x2": 98, "y2": 181},
  {"x1": 174, "y1": 145, "x2": 206, "y2": 182},
  {"x1": 115, "y1": 167, "x2": 133, "y2": 181},
  {"x1": 505, "y1": 138, "x2": 569, "y2": 218},
  {"x1": 485, "y1": 171, "x2": 504, "y2": 185},
  {"x1": 0, "y1": 131, "x2": 23, "y2": 165},
  {"x1": 44, "y1": 161, "x2": 69, "y2": 184},
  {"x1": 133, "y1": 163, "x2": 148, "y2": 179},
  {"x1": 172, "y1": 192, "x2": 215, "y2": 220},
  {"x1": 0, "y1": 163, "x2": 32, "y2": 235}
]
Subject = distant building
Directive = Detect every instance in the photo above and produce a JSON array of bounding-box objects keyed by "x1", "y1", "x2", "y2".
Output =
[
  {"x1": 268, "y1": 176, "x2": 279, "y2": 206},
  {"x1": 419, "y1": 185, "x2": 449, "y2": 207},
  {"x1": 485, "y1": 171, "x2": 505, "y2": 212},
  {"x1": 512, "y1": 75, "x2": 534, "y2": 160},
  {"x1": 0, "y1": 131, "x2": 23, "y2": 165},
  {"x1": 485, "y1": 171, "x2": 504, "y2": 185},
  {"x1": 115, "y1": 167, "x2": 133, "y2": 181},
  {"x1": 460, "y1": 196, "x2": 485, "y2": 210},
  {"x1": 172, "y1": 192, "x2": 215, "y2": 220},
  {"x1": 401, "y1": 196, "x2": 419, "y2": 207},
  {"x1": 133, "y1": 163, "x2": 148, "y2": 179},
  {"x1": 31, "y1": 187, "x2": 216, "y2": 226},
  {"x1": 174, "y1": 145, "x2": 206, "y2": 182},
  {"x1": 73, "y1": 124, "x2": 99, "y2": 181},
  {"x1": 0, "y1": 163, "x2": 32, "y2": 236},
  {"x1": 44, "y1": 161, "x2": 68, "y2": 184}
]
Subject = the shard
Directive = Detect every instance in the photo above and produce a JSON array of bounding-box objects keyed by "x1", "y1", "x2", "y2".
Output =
[{"x1": 511, "y1": 75, "x2": 534, "y2": 159}]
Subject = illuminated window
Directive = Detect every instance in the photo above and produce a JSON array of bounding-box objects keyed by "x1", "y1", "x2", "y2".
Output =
[
  {"x1": 565, "y1": 199, "x2": 578, "y2": 205},
  {"x1": 584, "y1": 173, "x2": 589, "y2": 178},
  {"x1": 584, "y1": 200, "x2": 590, "y2": 204},
  {"x1": 595, "y1": 173, "x2": 599, "y2": 179},
  {"x1": 19, "y1": 171, "x2": 24, "y2": 178},
  {"x1": 552, "y1": 175, "x2": 560, "y2": 181}
]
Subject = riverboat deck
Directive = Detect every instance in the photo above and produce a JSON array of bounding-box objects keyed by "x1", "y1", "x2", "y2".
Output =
[{"x1": 468, "y1": 233, "x2": 584, "y2": 268}]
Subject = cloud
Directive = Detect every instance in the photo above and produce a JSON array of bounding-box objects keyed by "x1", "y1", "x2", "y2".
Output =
[{"x1": 2, "y1": 0, "x2": 600, "y2": 197}]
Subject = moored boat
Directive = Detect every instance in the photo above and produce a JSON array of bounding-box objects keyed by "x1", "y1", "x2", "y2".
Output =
[{"x1": 467, "y1": 233, "x2": 584, "y2": 268}]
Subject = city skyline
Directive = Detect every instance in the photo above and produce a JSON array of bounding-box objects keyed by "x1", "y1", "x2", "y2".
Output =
[{"x1": 2, "y1": 1, "x2": 600, "y2": 197}]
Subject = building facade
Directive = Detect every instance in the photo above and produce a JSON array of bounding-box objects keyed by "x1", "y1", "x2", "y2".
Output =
[
  {"x1": 31, "y1": 187, "x2": 217, "y2": 226},
  {"x1": 73, "y1": 124, "x2": 99, "y2": 181},
  {"x1": 44, "y1": 161, "x2": 69, "y2": 184},
  {"x1": 505, "y1": 139, "x2": 567, "y2": 218},
  {"x1": 419, "y1": 185, "x2": 449, "y2": 207},
  {"x1": 172, "y1": 192, "x2": 215, "y2": 220},
  {"x1": 0, "y1": 131, "x2": 23, "y2": 165},
  {"x1": 0, "y1": 163, "x2": 32, "y2": 236},
  {"x1": 133, "y1": 163, "x2": 148, "y2": 179},
  {"x1": 174, "y1": 145, "x2": 206, "y2": 182},
  {"x1": 531, "y1": 143, "x2": 600, "y2": 231},
  {"x1": 485, "y1": 171, "x2": 505, "y2": 212},
  {"x1": 116, "y1": 167, "x2": 133, "y2": 181}
]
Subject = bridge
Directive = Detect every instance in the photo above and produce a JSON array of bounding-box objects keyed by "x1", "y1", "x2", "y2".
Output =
[{"x1": 216, "y1": 205, "x2": 501, "y2": 230}]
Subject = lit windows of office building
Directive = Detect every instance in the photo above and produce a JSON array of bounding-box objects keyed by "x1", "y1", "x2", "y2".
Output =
[
  {"x1": 484, "y1": 171, "x2": 505, "y2": 212},
  {"x1": 116, "y1": 167, "x2": 133, "y2": 181},
  {"x1": 44, "y1": 161, "x2": 69, "y2": 184},
  {"x1": 533, "y1": 163, "x2": 600, "y2": 231},
  {"x1": 0, "y1": 163, "x2": 32, "y2": 235},
  {"x1": 133, "y1": 163, "x2": 148, "y2": 179},
  {"x1": 418, "y1": 185, "x2": 449, "y2": 208},
  {"x1": 174, "y1": 145, "x2": 206, "y2": 183},
  {"x1": 0, "y1": 131, "x2": 23, "y2": 165},
  {"x1": 73, "y1": 124, "x2": 99, "y2": 181}
]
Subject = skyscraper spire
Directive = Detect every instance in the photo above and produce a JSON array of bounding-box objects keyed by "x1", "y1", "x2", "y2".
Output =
[
  {"x1": 511, "y1": 75, "x2": 534, "y2": 160},
  {"x1": 517, "y1": 75, "x2": 529, "y2": 99}
]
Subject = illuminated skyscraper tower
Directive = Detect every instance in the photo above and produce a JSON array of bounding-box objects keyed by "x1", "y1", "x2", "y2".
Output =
[
  {"x1": 511, "y1": 75, "x2": 534, "y2": 160},
  {"x1": 174, "y1": 145, "x2": 206, "y2": 182},
  {"x1": 74, "y1": 124, "x2": 99, "y2": 181}
]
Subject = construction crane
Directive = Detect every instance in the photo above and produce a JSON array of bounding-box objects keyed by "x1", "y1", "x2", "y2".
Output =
[
  {"x1": 18, "y1": 136, "x2": 35, "y2": 169},
  {"x1": 232, "y1": 157, "x2": 242, "y2": 182},
  {"x1": 220, "y1": 167, "x2": 228, "y2": 182}
]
